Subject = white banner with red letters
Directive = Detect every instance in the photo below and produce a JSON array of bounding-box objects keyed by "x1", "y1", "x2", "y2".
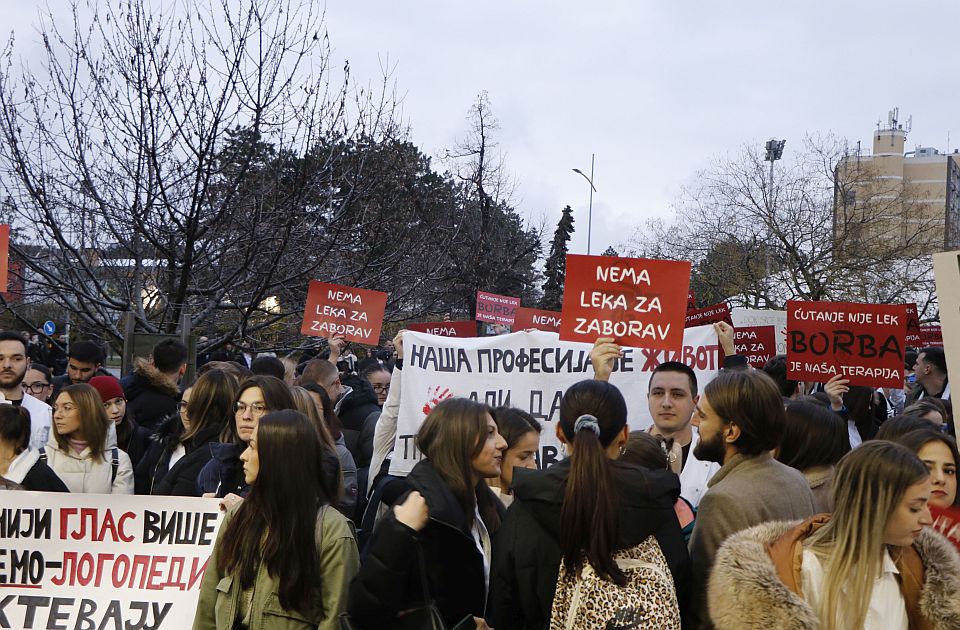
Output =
[
  {"x1": 390, "y1": 326, "x2": 720, "y2": 475},
  {"x1": 0, "y1": 493, "x2": 223, "y2": 629}
]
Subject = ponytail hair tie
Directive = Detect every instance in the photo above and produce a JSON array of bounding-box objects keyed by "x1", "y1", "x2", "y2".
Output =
[{"x1": 574, "y1": 414, "x2": 601, "y2": 436}]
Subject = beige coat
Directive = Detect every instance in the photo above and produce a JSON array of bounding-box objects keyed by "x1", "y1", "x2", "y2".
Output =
[{"x1": 43, "y1": 429, "x2": 134, "y2": 494}]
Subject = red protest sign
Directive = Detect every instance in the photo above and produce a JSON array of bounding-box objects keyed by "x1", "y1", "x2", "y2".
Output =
[
  {"x1": 920, "y1": 323, "x2": 944, "y2": 348},
  {"x1": 301, "y1": 281, "x2": 388, "y2": 345},
  {"x1": 931, "y1": 505, "x2": 960, "y2": 553},
  {"x1": 786, "y1": 300, "x2": 906, "y2": 388},
  {"x1": 687, "y1": 291, "x2": 696, "y2": 311},
  {"x1": 559, "y1": 254, "x2": 691, "y2": 350},
  {"x1": 476, "y1": 291, "x2": 521, "y2": 325},
  {"x1": 406, "y1": 321, "x2": 477, "y2": 338},
  {"x1": 685, "y1": 302, "x2": 732, "y2": 328},
  {"x1": 904, "y1": 303, "x2": 922, "y2": 346},
  {"x1": 513, "y1": 307, "x2": 562, "y2": 333},
  {"x1": 0, "y1": 224, "x2": 9, "y2": 293},
  {"x1": 734, "y1": 326, "x2": 777, "y2": 368}
]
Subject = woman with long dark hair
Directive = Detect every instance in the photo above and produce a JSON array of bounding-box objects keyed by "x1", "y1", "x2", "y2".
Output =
[
  {"x1": 136, "y1": 369, "x2": 238, "y2": 495},
  {"x1": 348, "y1": 397, "x2": 507, "y2": 629},
  {"x1": 490, "y1": 379, "x2": 689, "y2": 630},
  {"x1": 488, "y1": 406, "x2": 541, "y2": 508},
  {"x1": 891, "y1": 428, "x2": 959, "y2": 508},
  {"x1": 193, "y1": 410, "x2": 359, "y2": 630},
  {"x1": 299, "y1": 383, "x2": 358, "y2": 517},
  {"x1": 196, "y1": 375, "x2": 295, "y2": 500}
]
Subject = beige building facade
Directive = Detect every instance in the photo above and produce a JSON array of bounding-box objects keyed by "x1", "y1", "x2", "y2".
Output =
[{"x1": 835, "y1": 121, "x2": 960, "y2": 253}]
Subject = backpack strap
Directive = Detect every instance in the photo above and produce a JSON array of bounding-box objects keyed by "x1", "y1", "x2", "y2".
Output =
[{"x1": 111, "y1": 447, "x2": 119, "y2": 484}]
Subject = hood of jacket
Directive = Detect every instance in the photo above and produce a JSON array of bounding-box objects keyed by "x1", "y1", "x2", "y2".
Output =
[
  {"x1": 709, "y1": 519, "x2": 960, "y2": 630},
  {"x1": 338, "y1": 376, "x2": 380, "y2": 414},
  {"x1": 124, "y1": 358, "x2": 180, "y2": 399},
  {"x1": 511, "y1": 458, "x2": 680, "y2": 547},
  {"x1": 5, "y1": 448, "x2": 40, "y2": 484},
  {"x1": 208, "y1": 441, "x2": 243, "y2": 464},
  {"x1": 147, "y1": 413, "x2": 184, "y2": 448}
]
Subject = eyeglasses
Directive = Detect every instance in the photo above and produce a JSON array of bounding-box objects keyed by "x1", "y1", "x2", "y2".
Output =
[
  {"x1": 372, "y1": 384, "x2": 390, "y2": 394},
  {"x1": 235, "y1": 402, "x2": 268, "y2": 417},
  {"x1": 22, "y1": 382, "x2": 51, "y2": 394}
]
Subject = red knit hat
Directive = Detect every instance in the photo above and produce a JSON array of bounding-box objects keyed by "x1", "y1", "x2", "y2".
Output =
[{"x1": 89, "y1": 375, "x2": 125, "y2": 402}]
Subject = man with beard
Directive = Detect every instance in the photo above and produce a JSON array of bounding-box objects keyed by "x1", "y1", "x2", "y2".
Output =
[
  {"x1": 0, "y1": 331, "x2": 53, "y2": 450},
  {"x1": 687, "y1": 369, "x2": 815, "y2": 629}
]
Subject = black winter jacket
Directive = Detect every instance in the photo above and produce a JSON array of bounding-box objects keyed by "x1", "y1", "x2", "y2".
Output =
[
  {"x1": 489, "y1": 458, "x2": 691, "y2": 630},
  {"x1": 134, "y1": 415, "x2": 224, "y2": 496},
  {"x1": 348, "y1": 460, "x2": 505, "y2": 628},
  {"x1": 337, "y1": 377, "x2": 380, "y2": 468},
  {"x1": 22, "y1": 459, "x2": 70, "y2": 492},
  {"x1": 121, "y1": 359, "x2": 180, "y2": 432}
]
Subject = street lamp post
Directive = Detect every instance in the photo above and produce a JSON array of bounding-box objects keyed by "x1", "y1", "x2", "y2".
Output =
[
  {"x1": 572, "y1": 153, "x2": 596, "y2": 255},
  {"x1": 762, "y1": 139, "x2": 785, "y2": 308}
]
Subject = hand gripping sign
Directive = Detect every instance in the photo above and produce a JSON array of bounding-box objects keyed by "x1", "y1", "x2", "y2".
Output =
[
  {"x1": 301, "y1": 281, "x2": 388, "y2": 345},
  {"x1": 559, "y1": 254, "x2": 691, "y2": 350},
  {"x1": 786, "y1": 300, "x2": 906, "y2": 389}
]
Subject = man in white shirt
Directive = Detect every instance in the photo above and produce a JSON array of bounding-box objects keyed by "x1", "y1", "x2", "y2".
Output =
[
  {"x1": 590, "y1": 341, "x2": 720, "y2": 508},
  {"x1": 0, "y1": 330, "x2": 52, "y2": 450}
]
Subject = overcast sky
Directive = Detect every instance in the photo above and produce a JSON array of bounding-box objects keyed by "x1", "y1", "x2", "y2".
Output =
[{"x1": 9, "y1": 1, "x2": 959, "y2": 256}]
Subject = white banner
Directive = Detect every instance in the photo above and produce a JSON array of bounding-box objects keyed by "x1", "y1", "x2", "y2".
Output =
[
  {"x1": 731, "y1": 308, "x2": 788, "y2": 355},
  {"x1": 0, "y1": 493, "x2": 223, "y2": 629},
  {"x1": 390, "y1": 326, "x2": 720, "y2": 475}
]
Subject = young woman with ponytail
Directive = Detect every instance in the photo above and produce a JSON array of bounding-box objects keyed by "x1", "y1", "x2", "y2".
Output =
[{"x1": 489, "y1": 379, "x2": 690, "y2": 630}]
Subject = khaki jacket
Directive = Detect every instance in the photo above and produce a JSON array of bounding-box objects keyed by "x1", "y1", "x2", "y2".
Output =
[{"x1": 193, "y1": 506, "x2": 360, "y2": 630}]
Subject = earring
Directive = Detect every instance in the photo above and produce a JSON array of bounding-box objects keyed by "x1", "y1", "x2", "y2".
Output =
[
  {"x1": 560, "y1": 443, "x2": 568, "y2": 457},
  {"x1": 619, "y1": 445, "x2": 626, "y2": 457}
]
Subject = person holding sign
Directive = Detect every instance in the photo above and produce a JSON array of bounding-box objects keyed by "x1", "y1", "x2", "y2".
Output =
[
  {"x1": 45, "y1": 383, "x2": 134, "y2": 493},
  {"x1": 710, "y1": 441, "x2": 960, "y2": 630},
  {"x1": 194, "y1": 410, "x2": 359, "y2": 630}
]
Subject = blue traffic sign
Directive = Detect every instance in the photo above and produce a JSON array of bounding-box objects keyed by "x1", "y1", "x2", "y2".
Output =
[{"x1": 42, "y1": 321, "x2": 56, "y2": 336}]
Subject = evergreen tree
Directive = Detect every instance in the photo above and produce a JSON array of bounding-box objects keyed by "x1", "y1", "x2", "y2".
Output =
[
  {"x1": 602, "y1": 246, "x2": 619, "y2": 257},
  {"x1": 540, "y1": 205, "x2": 575, "y2": 310}
]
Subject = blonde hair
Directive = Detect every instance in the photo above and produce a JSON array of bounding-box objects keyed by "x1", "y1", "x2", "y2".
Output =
[{"x1": 804, "y1": 441, "x2": 928, "y2": 629}]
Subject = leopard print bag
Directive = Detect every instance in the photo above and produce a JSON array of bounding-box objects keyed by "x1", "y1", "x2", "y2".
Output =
[{"x1": 549, "y1": 535, "x2": 681, "y2": 630}]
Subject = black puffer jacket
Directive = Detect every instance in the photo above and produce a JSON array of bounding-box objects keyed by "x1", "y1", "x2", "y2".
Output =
[
  {"x1": 347, "y1": 459, "x2": 505, "y2": 628},
  {"x1": 337, "y1": 377, "x2": 380, "y2": 468},
  {"x1": 489, "y1": 458, "x2": 691, "y2": 630},
  {"x1": 134, "y1": 415, "x2": 225, "y2": 496},
  {"x1": 121, "y1": 359, "x2": 180, "y2": 433}
]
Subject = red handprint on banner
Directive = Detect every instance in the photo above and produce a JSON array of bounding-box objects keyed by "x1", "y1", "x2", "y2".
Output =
[{"x1": 423, "y1": 386, "x2": 454, "y2": 415}]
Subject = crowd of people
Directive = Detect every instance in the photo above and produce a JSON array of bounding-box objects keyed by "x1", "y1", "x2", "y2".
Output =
[{"x1": 0, "y1": 324, "x2": 958, "y2": 629}]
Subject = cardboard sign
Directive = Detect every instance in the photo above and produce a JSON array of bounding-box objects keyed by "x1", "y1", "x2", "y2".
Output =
[
  {"x1": 687, "y1": 291, "x2": 696, "y2": 311},
  {"x1": 301, "y1": 281, "x2": 388, "y2": 345},
  {"x1": 391, "y1": 326, "x2": 720, "y2": 475},
  {"x1": 904, "y1": 303, "x2": 922, "y2": 346},
  {"x1": 0, "y1": 492, "x2": 223, "y2": 629},
  {"x1": 920, "y1": 323, "x2": 944, "y2": 348},
  {"x1": 734, "y1": 325, "x2": 777, "y2": 368},
  {"x1": 513, "y1": 307, "x2": 562, "y2": 333},
  {"x1": 559, "y1": 254, "x2": 691, "y2": 350},
  {"x1": 931, "y1": 505, "x2": 960, "y2": 553},
  {"x1": 786, "y1": 300, "x2": 906, "y2": 388},
  {"x1": 475, "y1": 291, "x2": 521, "y2": 325},
  {"x1": 933, "y1": 251, "x2": 960, "y2": 383},
  {"x1": 731, "y1": 309, "x2": 788, "y2": 354},
  {"x1": 685, "y1": 302, "x2": 732, "y2": 328},
  {"x1": 406, "y1": 321, "x2": 477, "y2": 337},
  {"x1": 0, "y1": 224, "x2": 9, "y2": 293}
]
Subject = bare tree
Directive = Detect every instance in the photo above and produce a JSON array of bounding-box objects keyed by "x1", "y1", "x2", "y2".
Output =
[
  {"x1": 0, "y1": 0, "x2": 398, "y2": 350},
  {"x1": 626, "y1": 134, "x2": 940, "y2": 313}
]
